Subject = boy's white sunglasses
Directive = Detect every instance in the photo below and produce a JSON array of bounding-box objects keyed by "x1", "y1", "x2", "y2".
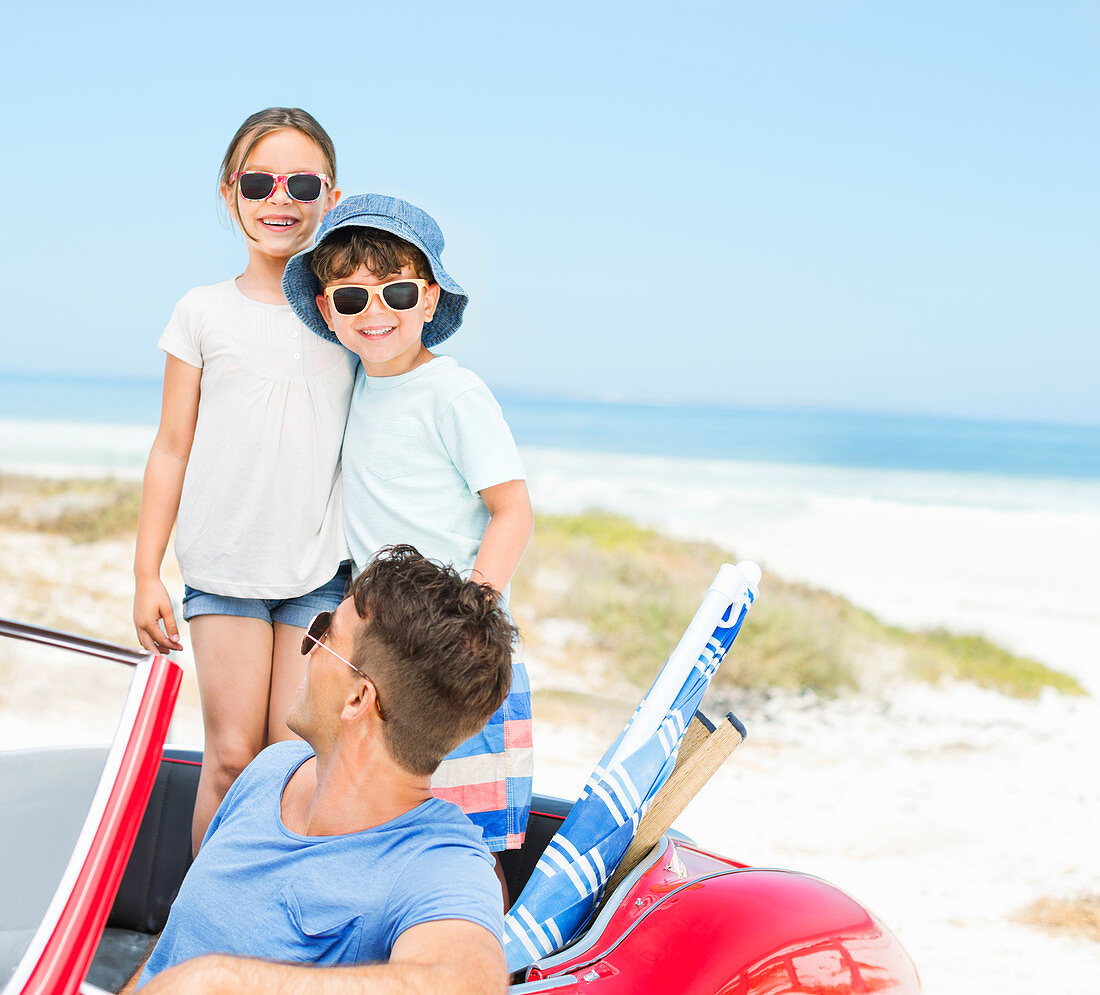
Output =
[{"x1": 324, "y1": 279, "x2": 429, "y2": 315}]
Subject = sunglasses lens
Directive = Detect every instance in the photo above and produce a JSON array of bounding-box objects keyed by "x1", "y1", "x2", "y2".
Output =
[
  {"x1": 302, "y1": 611, "x2": 331, "y2": 655},
  {"x1": 286, "y1": 174, "x2": 324, "y2": 202},
  {"x1": 381, "y1": 282, "x2": 421, "y2": 311},
  {"x1": 331, "y1": 287, "x2": 371, "y2": 315},
  {"x1": 238, "y1": 172, "x2": 275, "y2": 200}
]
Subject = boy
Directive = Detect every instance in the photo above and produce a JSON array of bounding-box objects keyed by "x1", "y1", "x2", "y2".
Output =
[{"x1": 283, "y1": 194, "x2": 533, "y2": 863}]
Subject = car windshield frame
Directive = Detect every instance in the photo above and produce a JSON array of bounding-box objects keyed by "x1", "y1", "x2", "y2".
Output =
[{"x1": 0, "y1": 619, "x2": 181, "y2": 995}]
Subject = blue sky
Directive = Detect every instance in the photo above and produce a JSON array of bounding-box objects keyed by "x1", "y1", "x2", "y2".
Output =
[{"x1": 1, "y1": 1, "x2": 1096, "y2": 424}]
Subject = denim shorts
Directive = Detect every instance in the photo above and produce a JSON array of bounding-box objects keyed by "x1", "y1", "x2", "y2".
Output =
[{"x1": 182, "y1": 562, "x2": 352, "y2": 628}]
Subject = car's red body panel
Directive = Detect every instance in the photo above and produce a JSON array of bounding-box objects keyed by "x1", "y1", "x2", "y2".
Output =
[{"x1": 523, "y1": 840, "x2": 921, "y2": 993}]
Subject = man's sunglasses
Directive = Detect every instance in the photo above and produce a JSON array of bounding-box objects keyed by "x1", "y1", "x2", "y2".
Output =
[
  {"x1": 301, "y1": 611, "x2": 385, "y2": 719},
  {"x1": 229, "y1": 170, "x2": 331, "y2": 203},
  {"x1": 324, "y1": 279, "x2": 429, "y2": 316}
]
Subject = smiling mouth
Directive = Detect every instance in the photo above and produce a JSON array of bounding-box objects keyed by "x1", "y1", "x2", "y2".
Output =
[
  {"x1": 260, "y1": 217, "x2": 298, "y2": 229},
  {"x1": 358, "y1": 326, "x2": 396, "y2": 338}
]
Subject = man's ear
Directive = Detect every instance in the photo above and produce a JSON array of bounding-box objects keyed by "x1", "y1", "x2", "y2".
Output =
[
  {"x1": 341, "y1": 679, "x2": 377, "y2": 723},
  {"x1": 316, "y1": 293, "x2": 337, "y2": 331}
]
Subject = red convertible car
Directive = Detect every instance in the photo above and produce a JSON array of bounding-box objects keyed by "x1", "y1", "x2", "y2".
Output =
[{"x1": 0, "y1": 619, "x2": 921, "y2": 994}]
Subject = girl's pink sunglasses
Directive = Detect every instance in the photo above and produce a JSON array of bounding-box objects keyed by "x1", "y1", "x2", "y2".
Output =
[{"x1": 229, "y1": 170, "x2": 330, "y2": 203}]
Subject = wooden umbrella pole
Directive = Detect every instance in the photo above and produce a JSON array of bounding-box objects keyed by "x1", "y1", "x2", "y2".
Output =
[{"x1": 603, "y1": 711, "x2": 745, "y2": 898}]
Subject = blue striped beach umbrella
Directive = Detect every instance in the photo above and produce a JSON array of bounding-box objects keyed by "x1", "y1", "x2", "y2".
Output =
[{"x1": 503, "y1": 561, "x2": 760, "y2": 973}]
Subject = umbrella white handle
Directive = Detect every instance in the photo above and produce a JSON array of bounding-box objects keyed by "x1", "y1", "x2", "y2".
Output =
[{"x1": 608, "y1": 561, "x2": 759, "y2": 767}]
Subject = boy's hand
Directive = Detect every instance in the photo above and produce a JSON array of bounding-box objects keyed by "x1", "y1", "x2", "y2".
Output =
[{"x1": 134, "y1": 578, "x2": 183, "y2": 653}]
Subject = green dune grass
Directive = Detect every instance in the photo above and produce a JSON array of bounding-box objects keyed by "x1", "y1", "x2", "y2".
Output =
[
  {"x1": 0, "y1": 476, "x2": 1084, "y2": 700},
  {"x1": 511, "y1": 511, "x2": 1085, "y2": 700},
  {"x1": 0, "y1": 474, "x2": 142, "y2": 544}
]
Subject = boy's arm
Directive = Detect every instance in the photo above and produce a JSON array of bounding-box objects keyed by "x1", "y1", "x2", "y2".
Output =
[{"x1": 471, "y1": 479, "x2": 534, "y2": 594}]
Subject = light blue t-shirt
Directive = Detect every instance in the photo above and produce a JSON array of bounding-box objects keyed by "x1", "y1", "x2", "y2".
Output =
[
  {"x1": 138, "y1": 742, "x2": 502, "y2": 988},
  {"x1": 341, "y1": 355, "x2": 525, "y2": 578}
]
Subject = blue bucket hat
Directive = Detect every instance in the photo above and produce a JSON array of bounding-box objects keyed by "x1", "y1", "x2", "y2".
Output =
[{"x1": 283, "y1": 194, "x2": 467, "y2": 348}]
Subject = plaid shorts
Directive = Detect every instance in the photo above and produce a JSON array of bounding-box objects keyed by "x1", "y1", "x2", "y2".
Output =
[{"x1": 430, "y1": 660, "x2": 533, "y2": 851}]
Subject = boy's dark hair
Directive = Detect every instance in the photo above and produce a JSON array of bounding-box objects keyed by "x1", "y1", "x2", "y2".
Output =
[
  {"x1": 311, "y1": 227, "x2": 434, "y2": 286},
  {"x1": 349, "y1": 545, "x2": 515, "y2": 776}
]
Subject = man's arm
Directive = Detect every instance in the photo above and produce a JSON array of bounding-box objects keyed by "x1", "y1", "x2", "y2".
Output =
[{"x1": 136, "y1": 919, "x2": 506, "y2": 995}]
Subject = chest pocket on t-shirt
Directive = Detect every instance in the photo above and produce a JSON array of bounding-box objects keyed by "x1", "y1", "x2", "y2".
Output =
[
  {"x1": 357, "y1": 418, "x2": 428, "y2": 481},
  {"x1": 256, "y1": 882, "x2": 365, "y2": 964}
]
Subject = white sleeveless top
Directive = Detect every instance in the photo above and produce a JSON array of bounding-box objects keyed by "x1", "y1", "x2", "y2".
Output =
[{"x1": 159, "y1": 280, "x2": 355, "y2": 598}]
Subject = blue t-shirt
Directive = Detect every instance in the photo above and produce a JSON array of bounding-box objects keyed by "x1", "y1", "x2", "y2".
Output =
[{"x1": 138, "y1": 742, "x2": 502, "y2": 988}]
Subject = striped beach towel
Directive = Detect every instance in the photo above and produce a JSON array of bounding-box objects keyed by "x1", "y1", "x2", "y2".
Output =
[{"x1": 431, "y1": 660, "x2": 533, "y2": 851}]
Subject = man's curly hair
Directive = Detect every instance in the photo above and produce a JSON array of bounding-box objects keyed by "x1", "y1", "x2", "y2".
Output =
[{"x1": 349, "y1": 545, "x2": 516, "y2": 775}]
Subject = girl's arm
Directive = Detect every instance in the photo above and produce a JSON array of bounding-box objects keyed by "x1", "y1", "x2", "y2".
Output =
[
  {"x1": 133, "y1": 356, "x2": 202, "y2": 653},
  {"x1": 471, "y1": 479, "x2": 534, "y2": 594}
]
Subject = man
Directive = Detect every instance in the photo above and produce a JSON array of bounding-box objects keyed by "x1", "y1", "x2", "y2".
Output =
[{"x1": 129, "y1": 545, "x2": 515, "y2": 994}]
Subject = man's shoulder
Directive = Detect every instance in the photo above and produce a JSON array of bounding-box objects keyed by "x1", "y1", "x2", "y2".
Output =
[
  {"x1": 238, "y1": 741, "x2": 313, "y2": 789},
  {"x1": 397, "y1": 798, "x2": 495, "y2": 867},
  {"x1": 383, "y1": 799, "x2": 504, "y2": 941},
  {"x1": 412, "y1": 796, "x2": 490, "y2": 833},
  {"x1": 256, "y1": 739, "x2": 314, "y2": 765}
]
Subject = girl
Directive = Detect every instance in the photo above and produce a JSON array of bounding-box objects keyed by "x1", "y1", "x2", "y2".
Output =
[{"x1": 133, "y1": 108, "x2": 352, "y2": 853}]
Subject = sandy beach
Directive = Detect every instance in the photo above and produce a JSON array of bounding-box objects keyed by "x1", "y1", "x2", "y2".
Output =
[{"x1": 2, "y1": 445, "x2": 1098, "y2": 992}]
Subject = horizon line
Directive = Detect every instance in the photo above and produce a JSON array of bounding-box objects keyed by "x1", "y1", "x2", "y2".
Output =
[{"x1": 2, "y1": 368, "x2": 1097, "y2": 432}]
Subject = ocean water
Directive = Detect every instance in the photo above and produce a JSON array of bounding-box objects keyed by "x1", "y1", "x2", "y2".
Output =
[
  {"x1": 2, "y1": 371, "x2": 1098, "y2": 483},
  {"x1": 499, "y1": 393, "x2": 1100, "y2": 481}
]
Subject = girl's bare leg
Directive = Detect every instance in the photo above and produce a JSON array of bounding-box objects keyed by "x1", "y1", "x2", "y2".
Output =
[
  {"x1": 267, "y1": 622, "x2": 310, "y2": 743},
  {"x1": 189, "y1": 615, "x2": 274, "y2": 854}
]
